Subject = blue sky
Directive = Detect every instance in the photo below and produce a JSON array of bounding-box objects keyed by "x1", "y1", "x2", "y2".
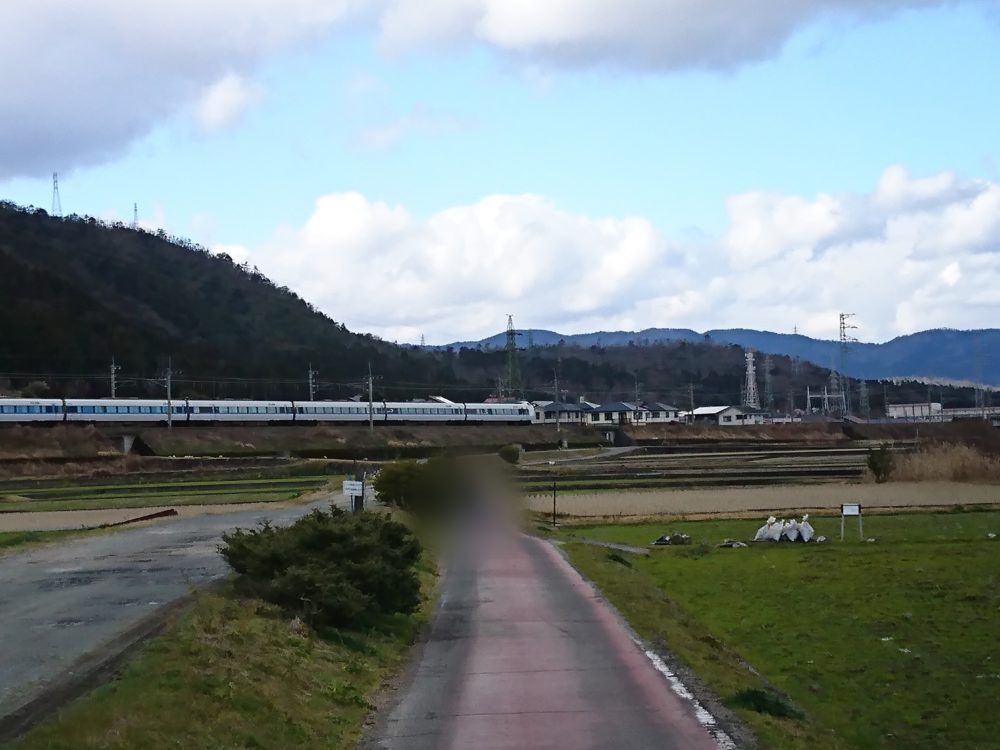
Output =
[{"x1": 2, "y1": 1, "x2": 999, "y2": 344}]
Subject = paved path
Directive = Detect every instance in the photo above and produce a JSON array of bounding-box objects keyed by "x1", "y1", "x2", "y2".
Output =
[
  {"x1": 0, "y1": 492, "x2": 352, "y2": 719},
  {"x1": 365, "y1": 504, "x2": 724, "y2": 750}
]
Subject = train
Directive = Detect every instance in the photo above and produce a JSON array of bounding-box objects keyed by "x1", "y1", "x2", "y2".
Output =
[{"x1": 0, "y1": 398, "x2": 534, "y2": 425}]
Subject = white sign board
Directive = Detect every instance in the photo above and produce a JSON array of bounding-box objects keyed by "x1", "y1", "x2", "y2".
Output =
[
  {"x1": 841, "y1": 503, "x2": 861, "y2": 516},
  {"x1": 342, "y1": 480, "x2": 364, "y2": 497}
]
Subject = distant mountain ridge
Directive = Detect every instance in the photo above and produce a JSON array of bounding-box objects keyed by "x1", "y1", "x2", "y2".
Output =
[{"x1": 439, "y1": 327, "x2": 1000, "y2": 386}]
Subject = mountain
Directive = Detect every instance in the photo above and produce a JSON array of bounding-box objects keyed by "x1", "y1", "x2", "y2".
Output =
[
  {"x1": 0, "y1": 203, "x2": 460, "y2": 400},
  {"x1": 441, "y1": 327, "x2": 1000, "y2": 386}
]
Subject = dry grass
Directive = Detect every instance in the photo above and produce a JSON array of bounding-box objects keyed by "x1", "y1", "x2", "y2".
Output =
[
  {"x1": 892, "y1": 443, "x2": 1000, "y2": 482},
  {"x1": 524, "y1": 482, "x2": 1000, "y2": 517}
]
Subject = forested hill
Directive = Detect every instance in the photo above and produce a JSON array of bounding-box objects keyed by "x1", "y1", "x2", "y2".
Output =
[
  {"x1": 0, "y1": 203, "x2": 456, "y2": 399},
  {"x1": 444, "y1": 326, "x2": 1000, "y2": 386},
  {"x1": 0, "y1": 203, "x2": 980, "y2": 410}
]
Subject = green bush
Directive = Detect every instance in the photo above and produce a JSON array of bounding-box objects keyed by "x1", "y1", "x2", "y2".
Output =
[
  {"x1": 497, "y1": 444, "x2": 521, "y2": 465},
  {"x1": 220, "y1": 507, "x2": 422, "y2": 629},
  {"x1": 373, "y1": 458, "x2": 457, "y2": 515},
  {"x1": 866, "y1": 443, "x2": 895, "y2": 483}
]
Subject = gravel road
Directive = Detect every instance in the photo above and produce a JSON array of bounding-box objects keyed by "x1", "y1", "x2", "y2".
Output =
[{"x1": 0, "y1": 493, "x2": 352, "y2": 720}]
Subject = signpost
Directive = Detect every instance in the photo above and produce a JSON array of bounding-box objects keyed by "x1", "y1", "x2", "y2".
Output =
[
  {"x1": 343, "y1": 479, "x2": 364, "y2": 512},
  {"x1": 841, "y1": 502, "x2": 862, "y2": 541}
]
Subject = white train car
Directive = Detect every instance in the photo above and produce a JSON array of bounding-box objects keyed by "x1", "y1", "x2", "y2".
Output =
[
  {"x1": 63, "y1": 399, "x2": 175, "y2": 423},
  {"x1": 0, "y1": 398, "x2": 64, "y2": 423},
  {"x1": 380, "y1": 402, "x2": 468, "y2": 423},
  {"x1": 464, "y1": 402, "x2": 534, "y2": 423},
  {"x1": 295, "y1": 401, "x2": 371, "y2": 422},
  {"x1": 187, "y1": 400, "x2": 295, "y2": 422}
]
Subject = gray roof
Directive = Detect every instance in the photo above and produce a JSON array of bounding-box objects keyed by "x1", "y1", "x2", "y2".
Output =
[
  {"x1": 590, "y1": 401, "x2": 642, "y2": 413},
  {"x1": 653, "y1": 403, "x2": 681, "y2": 411},
  {"x1": 541, "y1": 402, "x2": 583, "y2": 413}
]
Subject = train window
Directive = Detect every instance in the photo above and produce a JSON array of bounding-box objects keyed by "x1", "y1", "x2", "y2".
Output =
[{"x1": 267, "y1": 407, "x2": 276, "y2": 414}]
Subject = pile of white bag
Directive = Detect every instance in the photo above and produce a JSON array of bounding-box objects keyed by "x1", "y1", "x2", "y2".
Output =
[{"x1": 753, "y1": 514, "x2": 815, "y2": 543}]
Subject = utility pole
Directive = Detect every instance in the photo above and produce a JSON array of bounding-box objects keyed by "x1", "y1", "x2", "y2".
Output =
[
  {"x1": 110, "y1": 357, "x2": 121, "y2": 398},
  {"x1": 308, "y1": 363, "x2": 318, "y2": 401},
  {"x1": 163, "y1": 357, "x2": 174, "y2": 430},
  {"x1": 132, "y1": 203, "x2": 138, "y2": 229},
  {"x1": 883, "y1": 382, "x2": 889, "y2": 419},
  {"x1": 368, "y1": 362, "x2": 374, "y2": 434},
  {"x1": 553, "y1": 366, "x2": 561, "y2": 433},
  {"x1": 632, "y1": 371, "x2": 641, "y2": 406},
  {"x1": 688, "y1": 383, "x2": 695, "y2": 423}
]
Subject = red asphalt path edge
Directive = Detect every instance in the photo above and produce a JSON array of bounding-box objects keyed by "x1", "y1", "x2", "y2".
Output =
[{"x1": 364, "y1": 513, "x2": 732, "y2": 750}]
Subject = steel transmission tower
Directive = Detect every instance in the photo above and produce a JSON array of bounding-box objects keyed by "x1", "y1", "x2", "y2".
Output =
[
  {"x1": 743, "y1": 350, "x2": 760, "y2": 410},
  {"x1": 763, "y1": 355, "x2": 774, "y2": 412},
  {"x1": 838, "y1": 313, "x2": 858, "y2": 415},
  {"x1": 504, "y1": 315, "x2": 523, "y2": 399},
  {"x1": 51, "y1": 173, "x2": 62, "y2": 216},
  {"x1": 859, "y1": 380, "x2": 871, "y2": 420}
]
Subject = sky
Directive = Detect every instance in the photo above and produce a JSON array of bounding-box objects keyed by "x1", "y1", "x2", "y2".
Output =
[{"x1": 2, "y1": 0, "x2": 999, "y2": 345}]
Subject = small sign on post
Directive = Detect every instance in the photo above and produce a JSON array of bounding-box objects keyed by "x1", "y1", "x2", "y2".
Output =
[
  {"x1": 343, "y1": 480, "x2": 364, "y2": 512},
  {"x1": 841, "y1": 502, "x2": 863, "y2": 541}
]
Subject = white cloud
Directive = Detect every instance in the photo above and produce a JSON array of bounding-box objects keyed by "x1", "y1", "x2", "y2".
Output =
[
  {"x1": 377, "y1": 0, "x2": 953, "y2": 69},
  {"x1": 195, "y1": 74, "x2": 263, "y2": 131},
  {"x1": 0, "y1": 0, "x2": 365, "y2": 178},
  {"x1": 0, "y1": 1, "x2": 984, "y2": 178},
  {"x1": 237, "y1": 166, "x2": 1000, "y2": 343}
]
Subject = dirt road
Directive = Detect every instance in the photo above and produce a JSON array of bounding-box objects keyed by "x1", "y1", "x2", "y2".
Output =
[
  {"x1": 0, "y1": 493, "x2": 353, "y2": 723},
  {"x1": 524, "y1": 481, "x2": 1000, "y2": 517},
  {"x1": 363, "y1": 500, "x2": 730, "y2": 749}
]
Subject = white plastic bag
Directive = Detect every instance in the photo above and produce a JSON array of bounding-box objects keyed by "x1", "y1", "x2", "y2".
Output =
[
  {"x1": 782, "y1": 520, "x2": 801, "y2": 542},
  {"x1": 753, "y1": 518, "x2": 772, "y2": 541},
  {"x1": 799, "y1": 514, "x2": 814, "y2": 543},
  {"x1": 766, "y1": 518, "x2": 783, "y2": 542}
]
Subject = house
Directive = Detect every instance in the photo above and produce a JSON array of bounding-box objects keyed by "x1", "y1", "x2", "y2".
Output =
[
  {"x1": 646, "y1": 403, "x2": 684, "y2": 423},
  {"x1": 533, "y1": 401, "x2": 588, "y2": 426},
  {"x1": 586, "y1": 401, "x2": 651, "y2": 425},
  {"x1": 691, "y1": 405, "x2": 754, "y2": 425}
]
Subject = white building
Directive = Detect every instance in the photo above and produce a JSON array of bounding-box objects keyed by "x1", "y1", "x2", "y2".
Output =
[
  {"x1": 691, "y1": 405, "x2": 765, "y2": 426},
  {"x1": 587, "y1": 402, "x2": 651, "y2": 425},
  {"x1": 887, "y1": 402, "x2": 943, "y2": 419},
  {"x1": 646, "y1": 403, "x2": 684, "y2": 423}
]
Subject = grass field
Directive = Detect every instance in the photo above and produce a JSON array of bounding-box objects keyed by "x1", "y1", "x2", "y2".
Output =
[
  {"x1": 10, "y1": 538, "x2": 438, "y2": 750},
  {"x1": 554, "y1": 511, "x2": 1000, "y2": 749}
]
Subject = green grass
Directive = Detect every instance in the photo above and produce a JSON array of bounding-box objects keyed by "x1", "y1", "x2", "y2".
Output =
[
  {"x1": 0, "y1": 491, "x2": 301, "y2": 513},
  {"x1": 557, "y1": 511, "x2": 1000, "y2": 749},
  {"x1": 11, "y1": 550, "x2": 438, "y2": 749},
  {"x1": 0, "y1": 528, "x2": 99, "y2": 552},
  {"x1": 2, "y1": 475, "x2": 335, "y2": 497}
]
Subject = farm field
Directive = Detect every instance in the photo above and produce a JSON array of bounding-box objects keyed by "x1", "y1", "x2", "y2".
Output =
[
  {"x1": 554, "y1": 511, "x2": 1000, "y2": 749},
  {"x1": 0, "y1": 474, "x2": 339, "y2": 515},
  {"x1": 514, "y1": 442, "x2": 898, "y2": 493},
  {"x1": 525, "y1": 482, "x2": 1000, "y2": 517}
]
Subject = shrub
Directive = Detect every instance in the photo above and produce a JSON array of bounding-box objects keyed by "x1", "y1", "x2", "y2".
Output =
[
  {"x1": 373, "y1": 458, "x2": 457, "y2": 516},
  {"x1": 220, "y1": 508, "x2": 422, "y2": 629},
  {"x1": 497, "y1": 444, "x2": 521, "y2": 465},
  {"x1": 866, "y1": 443, "x2": 895, "y2": 483}
]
